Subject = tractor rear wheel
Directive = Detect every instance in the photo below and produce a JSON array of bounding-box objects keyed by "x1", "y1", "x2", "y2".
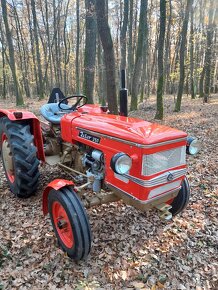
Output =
[
  {"x1": 48, "y1": 187, "x2": 91, "y2": 261},
  {"x1": 170, "y1": 177, "x2": 190, "y2": 216},
  {"x1": 0, "y1": 117, "x2": 40, "y2": 198}
]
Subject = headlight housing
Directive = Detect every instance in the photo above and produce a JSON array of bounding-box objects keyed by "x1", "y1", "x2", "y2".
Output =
[
  {"x1": 186, "y1": 137, "x2": 201, "y2": 155},
  {"x1": 111, "y1": 153, "x2": 132, "y2": 175}
]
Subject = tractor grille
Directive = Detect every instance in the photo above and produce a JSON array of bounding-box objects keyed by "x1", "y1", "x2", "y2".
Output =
[{"x1": 142, "y1": 146, "x2": 186, "y2": 176}]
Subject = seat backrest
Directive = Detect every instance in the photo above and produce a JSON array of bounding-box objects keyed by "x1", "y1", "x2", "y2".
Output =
[{"x1": 48, "y1": 88, "x2": 67, "y2": 104}]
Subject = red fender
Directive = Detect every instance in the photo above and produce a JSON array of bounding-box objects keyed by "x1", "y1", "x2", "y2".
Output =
[
  {"x1": 42, "y1": 179, "x2": 74, "y2": 215},
  {"x1": 0, "y1": 109, "x2": 45, "y2": 161}
]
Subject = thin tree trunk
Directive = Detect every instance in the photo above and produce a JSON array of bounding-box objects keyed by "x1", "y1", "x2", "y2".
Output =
[
  {"x1": 120, "y1": 0, "x2": 129, "y2": 71},
  {"x1": 1, "y1": 0, "x2": 23, "y2": 105},
  {"x1": 83, "y1": 0, "x2": 97, "y2": 103},
  {"x1": 31, "y1": 0, "x2": 44, "y2": 100},
  {"x1": 164, "y1": 0, "x2": 172, "y2": 94},
  {"x1": 190, "y1": 5, "x2": 195, "y2": 99},
  {"x1": 13, "y1": 1, "x2": 31, "y2": 98},
  {"x1": 76, "y1": 0, "x2": 80, "y2": 93},
  {"x1": 175, "y1": 0, "x2": 193, "y2": 112},
  {"x1": 155, "y1": 0, "x2": 166, "y2": 120},
  {"x1": 127, "y1": 0, "x2": 133, "y2": 92},
  {"x1": 130, "y1": 0, "x2": 148, "y2": 111},
  {"x1": 95, "y1": 0, "x2": 118, "y2": 114},
  {"x1": 203, "y1": 0, "x2": 215, "y2": 103}
]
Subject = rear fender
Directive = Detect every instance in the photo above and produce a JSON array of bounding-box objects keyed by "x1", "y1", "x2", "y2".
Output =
[
  {"x1": 42, "y1": 179, "x2": 75, "y2": 215},
  {"x1": 0, "y1": 109, "x2": 45, "y2": 161}
]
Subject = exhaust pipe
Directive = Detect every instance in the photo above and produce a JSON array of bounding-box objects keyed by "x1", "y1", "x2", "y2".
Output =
[{"x1": 120, "y1": 69, "x2": 128, "y2": 117}]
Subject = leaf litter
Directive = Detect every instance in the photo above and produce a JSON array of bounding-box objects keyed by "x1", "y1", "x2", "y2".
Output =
[{"x1": 0, "y1": 94, "x2": 217, "y2": 289}]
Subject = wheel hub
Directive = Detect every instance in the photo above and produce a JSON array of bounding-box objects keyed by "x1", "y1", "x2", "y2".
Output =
[
  {"x1": 57, "y1": 219, "x2": 68, "y2": 230},
  {"x1": 1, "y1": 134, "x2": 14, "y2": 182},
  {"x1": 52, "y1": 201, "x2": 74, "y2": 248}
]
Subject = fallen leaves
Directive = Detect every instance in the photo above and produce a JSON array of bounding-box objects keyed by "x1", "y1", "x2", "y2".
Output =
[{"x1": 0, "y1": 95, "x2": 218, "y2": 289}]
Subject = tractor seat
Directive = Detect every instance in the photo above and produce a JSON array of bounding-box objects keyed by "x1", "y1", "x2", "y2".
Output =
[{"x1": 40, "y1": 103, "x2": 71, "y2": 124}]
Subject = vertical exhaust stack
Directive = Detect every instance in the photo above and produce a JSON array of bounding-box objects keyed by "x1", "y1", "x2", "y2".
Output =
[{"x1": 120, "y1": 69, "x2": 128, "y2": 117}]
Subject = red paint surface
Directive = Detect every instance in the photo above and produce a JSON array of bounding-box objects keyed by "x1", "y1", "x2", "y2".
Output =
[
  {"x1": 60, "y1": 106, "x2": 187, "y2": 202},
  {"x1": 0, "y1": 109, "x2": 45, "y2": 162},
  {"x1": 52, "y1": 201, "x2": 74, "y2": 248},
  {"x1": 42, "y1": 179, "x2": 74, "y2": 215}
]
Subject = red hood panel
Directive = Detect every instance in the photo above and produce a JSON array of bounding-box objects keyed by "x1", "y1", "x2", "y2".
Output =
[{"x1": 71, "y1": 113, "x2": 187, "y2": 145}]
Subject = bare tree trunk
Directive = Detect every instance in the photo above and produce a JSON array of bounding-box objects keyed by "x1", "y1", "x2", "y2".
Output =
[
  {"x1": 0, "y1": 26, "x2": 7, "y2": 99},
  {"x1": 12, "y1": 0, "x2": 31, "y2": 99},
  {"x1": 1, "y1": 0, "x2": 23, "y2": 105},
  {"x1": 190, "y1": 5, "x2": 195, "y2": 99},
  {"x1": 130, "y1": 0, "x2": 148, "y2": 111},
  {"x1": 203, "y1": 0, "x2": 215, "y2": 103},
  {"x1": 83, "y1": 0, "x2": 97, "y2": 103},
  {"x1": 175, "y1": 0, "x2": 193, "y2": 112},
  {"x1": 31, "y1": 0, "x2": 44, "y2": 100},
  {"x1": 164, "y1": 0, "x2": 172, "y2": 94},
  {"x1": 120, "y1": 0, "x2": 129, "y2": 71},
  {"x1": 127, "y1": 0, "x2": 133, "y2": 92},
  {"x1": 155, "y1": 0, "x2": 166, "y2": 120},
  {"x1": 45, "y1": 0, "x2": 54, "y2": 90},
  {"x1": 76, "y1": 0, "x2": 80, "y2": 93},
  {"x1": 95, "y1": 0, "x2": 118, "y2": 114}
]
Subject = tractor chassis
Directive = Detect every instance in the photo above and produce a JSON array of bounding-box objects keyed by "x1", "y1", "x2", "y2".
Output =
[{"x1": 56, "y1": 160, "x2": 176, "y2": 220}]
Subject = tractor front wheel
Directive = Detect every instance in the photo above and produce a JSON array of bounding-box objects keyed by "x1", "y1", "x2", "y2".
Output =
[
  {"x1": 170, "y1": 177, "x2": 190, "y2": 216},
  {"x1": 0, "y1": 117, "x2": 40, "y2": 198},
  {"x1": 48, "y1": 187, "x2": 91, "y2": 261}
]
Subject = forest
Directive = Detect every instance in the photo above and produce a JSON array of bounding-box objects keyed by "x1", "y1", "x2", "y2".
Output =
[
  {"x1": 0, "y1": 1, "x2": 218, "y2": 289},
  {"x1": 0, "y1": 0, "x2": 217, "y2": 118}
]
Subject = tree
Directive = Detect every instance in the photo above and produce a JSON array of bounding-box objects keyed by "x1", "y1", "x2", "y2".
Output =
[
  {"x1": 1, "y1": 0, "x2": 23, "y2": 105},
  {"x1": 76, "y1": 0, "x2": 80, "y2": 93},
  {"x1": 120, "y1": 0, "x2": 129, "y2": 71},
  {"x1": 130, "y1": 0, "x2": 148, "y2": 111},
  {"x1": 189, "y1": 4, "x2": 195, "y2": 99},
  {"x1": 31, "y1": 0, "x2": 44, "y2": 100},
  {"x1": 127, "y1": 0, "x2": 134, "y2": 92},
  {"x1": 95, "y1": 0, "x2": 118, "y2": 114},
  {"x1": 83, "y1": 0, "x2": 97, "y2": 103},
  {"x1": 155, "y1": 0, "x2": 166, "y2": 120},
  {"x1": 203, "y1": 0, "x2": 215, "y2": 103},
  {"x1": 175, "y1": 0, "x2": 193, "y2": 112}
]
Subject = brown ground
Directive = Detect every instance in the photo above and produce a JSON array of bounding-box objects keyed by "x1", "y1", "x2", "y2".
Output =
[{"x1": 0, "y1": 95, "x2": 217, "y2": 290}]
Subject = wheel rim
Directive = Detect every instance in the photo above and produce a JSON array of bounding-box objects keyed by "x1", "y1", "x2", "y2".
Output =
[
  {"x1": 52, "y1": 201, "x2": 74, "y2": 248},
  {"x1": 1, "y1": 133, "x2": 15, "y2": 183}
]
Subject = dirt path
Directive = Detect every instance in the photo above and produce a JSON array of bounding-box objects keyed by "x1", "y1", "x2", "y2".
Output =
[{"x1": 0, "y1": 95, "x2": 217, "y2": 289}]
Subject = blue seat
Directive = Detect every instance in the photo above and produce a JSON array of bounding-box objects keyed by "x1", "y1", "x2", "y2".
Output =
[{"x1": 40, "y1": 103, "x2": 71, "y2": 124}]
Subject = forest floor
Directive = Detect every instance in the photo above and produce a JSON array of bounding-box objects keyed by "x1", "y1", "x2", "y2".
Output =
[{"x1": 0, "y1": 94, "x2": 217, "y2": 290}]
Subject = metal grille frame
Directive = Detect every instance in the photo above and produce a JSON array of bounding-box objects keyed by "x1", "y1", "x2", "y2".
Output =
[{"x1": 142, "y1": 146, "x2": 186, "y2": 176}]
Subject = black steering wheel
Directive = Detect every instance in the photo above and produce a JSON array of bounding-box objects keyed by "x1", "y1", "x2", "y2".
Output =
[{"x1": 58, "y1": 95, "x2": 88, "y2": 111}]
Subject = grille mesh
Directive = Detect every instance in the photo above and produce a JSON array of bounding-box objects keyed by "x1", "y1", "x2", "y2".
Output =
[{"x1": 142, "y1": 146, "x2": 186, "y2": 176}]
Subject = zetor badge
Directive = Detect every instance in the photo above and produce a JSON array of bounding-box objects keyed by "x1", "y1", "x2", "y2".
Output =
[{"x1": 0, "y1": 92, "x2": 200, "y2": 261}]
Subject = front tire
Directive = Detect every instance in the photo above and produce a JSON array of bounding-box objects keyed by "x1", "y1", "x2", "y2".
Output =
[
  {"x1": 48, "y1": 187, "x2": 91, "y2": 261},
  {"x1": 170, "y1": 177, "x2": 190, "y2": 216},
  {"x1": 0, "y1": 117, "x2": 40, "y2": 198}
]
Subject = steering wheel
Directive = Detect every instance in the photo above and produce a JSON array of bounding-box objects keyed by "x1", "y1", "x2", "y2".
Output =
[{"x1": 58, "y1": 95, "x2": 88, "y2": 111}]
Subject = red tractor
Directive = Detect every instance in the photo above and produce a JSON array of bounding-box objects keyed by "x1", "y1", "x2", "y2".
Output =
[{"x1": 0, "y1": 87, "x2": 200, "y2": 261}]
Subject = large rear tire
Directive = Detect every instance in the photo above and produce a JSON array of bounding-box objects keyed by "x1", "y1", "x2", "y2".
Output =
[
  {"x1": 0, "y1": 117, "x2": 40, "y2": 198},
  {"x1": 48, "y1": 187, "x2": 91, "y2": 261},
  {"x1": 170, "y1": 177, "x2": 190, "y2": 216}
]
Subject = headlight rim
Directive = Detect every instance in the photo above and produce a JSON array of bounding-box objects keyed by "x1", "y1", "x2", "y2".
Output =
[
  {"x1": 186, "y1": 137, "x2": 201, "y2": 155},
  {"x1": 110, "y1": 152, "x2": 132, "y2": 175}
]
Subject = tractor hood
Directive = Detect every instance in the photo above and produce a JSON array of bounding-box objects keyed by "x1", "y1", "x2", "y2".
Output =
[{"x1": 70, "y1": 112, "x2": 187, "y2": 146}]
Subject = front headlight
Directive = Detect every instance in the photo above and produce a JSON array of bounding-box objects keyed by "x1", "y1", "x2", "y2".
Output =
[
  {"x1": 186, "y1": 137, "x2": 201, "y2": 155},
  {"x1": 111, "y1": 153, "x2": 132, "y2": 175}
]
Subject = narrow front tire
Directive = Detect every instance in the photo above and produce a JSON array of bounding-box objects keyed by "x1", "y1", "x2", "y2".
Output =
[{"x1": 48, "y1": 187, "x2": 91, "y2": 261}]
